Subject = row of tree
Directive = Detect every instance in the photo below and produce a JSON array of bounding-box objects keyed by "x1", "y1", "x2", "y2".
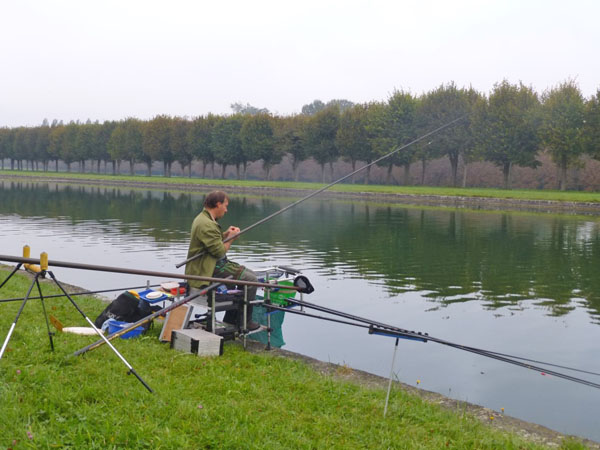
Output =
[{"x1": 1, "y1": 81, "x2": 599, "y2": 190}]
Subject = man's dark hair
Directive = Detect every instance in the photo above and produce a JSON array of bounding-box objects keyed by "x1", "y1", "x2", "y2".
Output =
[{"x1": 204, "y1": 191, "x2": 229, "y2": 208}]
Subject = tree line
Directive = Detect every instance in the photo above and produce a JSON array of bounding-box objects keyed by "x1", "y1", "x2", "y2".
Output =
[{"x1": 1, "y1": 80, "x2": 599, "y2": 190}]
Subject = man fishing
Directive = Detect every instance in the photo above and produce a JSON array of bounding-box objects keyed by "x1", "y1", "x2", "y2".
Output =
[{"x1": 185, "y1": 190, "x2": 260, "y2": 331}]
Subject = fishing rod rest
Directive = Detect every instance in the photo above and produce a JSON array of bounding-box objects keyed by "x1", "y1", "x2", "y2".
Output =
[{"x1": 368, "y1": 325, "x2": 428, "y2": 343}]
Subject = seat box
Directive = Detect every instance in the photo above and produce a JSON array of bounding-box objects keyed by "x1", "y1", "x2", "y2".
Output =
[{"x1": 170, "y1": 328, "x2": 223, "y2": 356}]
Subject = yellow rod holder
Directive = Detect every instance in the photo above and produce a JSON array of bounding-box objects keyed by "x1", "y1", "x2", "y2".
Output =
[
  {"x1": 40, "y1": 252, "x2": 48, "y2": 271},
  {"x1": 23, "y1": 245, "x2": 41, "y2": 272}
]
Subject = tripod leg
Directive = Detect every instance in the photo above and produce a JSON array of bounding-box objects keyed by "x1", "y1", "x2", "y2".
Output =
[
  {"x1": 47, "y1": 271, "x2": 153, "y2": 393},
  {"x1": 0, "y1": 263, "x2": 23, "y2": 290},
  {"x1": 0, "y1": 273, "x2": 38, "y2": 360},
  {"x1": 35, "y1": 277, "x2": 54, "y2": 352}
]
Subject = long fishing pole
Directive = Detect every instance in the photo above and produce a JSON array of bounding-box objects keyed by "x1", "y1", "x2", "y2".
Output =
[
  {"x1": 285, "y1": 297, "x2": 599, "y2": 375},
  {"x1": 176, "y1": 116, "x2": 465, "y2": 269},
  {"x1": 277, "y1": 299, "x2": 600, "y2": 389},
  {"x1": 0, "y1": 284, "x2": 162, "y2": 304},
  {"x1": 0, "y1": 255, "x2": 301, "y2": 293}
]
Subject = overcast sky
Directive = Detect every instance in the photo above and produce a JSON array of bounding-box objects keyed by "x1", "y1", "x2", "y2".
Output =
[{"x1": 1, "y1": 0, "x2": 598, "y2": 127}]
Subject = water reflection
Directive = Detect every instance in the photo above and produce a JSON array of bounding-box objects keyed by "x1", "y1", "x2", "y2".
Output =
[{"x1": 2, "y1": 180, "x2": 600, "y2": 323}]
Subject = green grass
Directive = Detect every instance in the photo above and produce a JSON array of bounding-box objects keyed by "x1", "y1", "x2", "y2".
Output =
[
  {"x1": 2, "y1": 169, "x2": 600, "y2": 204},
  {"x1": 0, "y1": 268, "x2": 584, "y2": 449}
]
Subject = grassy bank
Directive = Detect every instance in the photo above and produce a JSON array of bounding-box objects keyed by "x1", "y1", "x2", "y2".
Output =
[
  {"x1": 0, "y1": 269, "x2": 583, "y2": 449},
  {"x1": 2, "y1": 169, "x2": 600, "y2": 204}
]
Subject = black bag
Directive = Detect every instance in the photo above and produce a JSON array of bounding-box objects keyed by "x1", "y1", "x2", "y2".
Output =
[{"x1": 94, "y1": 291, "x2": 159, "y2": 329}]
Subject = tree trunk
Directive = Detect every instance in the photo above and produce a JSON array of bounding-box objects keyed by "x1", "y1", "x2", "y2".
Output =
[
  {"x1": 112, "y1": 160, "x2": 116, "y2": 175},
  {"x1": 130, "y1": 159, "x2": 135, "y2": 175},
  {"x1": 117, "y1": 160, "x2": 121, "y2": 174},
  {"x1": 55, "y1": 159, "x2": 58, "y2": 171},
  {"x1": 235, "y1": 164, "x2": 240, "y2": 180},
  {"x1": 67, "y1": 162, "x2": 71, "y2": 172},
  {"x1": 350, "y1": 160, "x2": 356, "y2": 184},
  {"x1": 211, "y1": 162, "x2": 215, "y2": 178},
  {"x1": 404, "y1": 163, "x2": 410, "y2": 186},
  {"x1": 147, "y1": 161, "x2": 152, "y2": 177},
  {"x1": 321, "y1": 164, "x2": 325, "y2": 183},
  {"x1": 188, "y1": 162, "x2": 192, "y2": 178},
  {"x1": 420, "y1": 158, "x2": 426, "y2": 185},
  {"x1": 81, "y1": 160, "x2": 85, "y2": 172},
  {"x1": 449, "y1": 153, "x2": 459, "y2": 187},
  {"x1": 243, "y1": 161, "x2": 248, "y2": 180},
  {"x1": 292, "y1": 159, "x2": 300, "y2": 182},
  {"x1": 364, "y1": 165, "x2": 371, "y2": 185},
  {"x1": 462, "y1": 163, "x2": 468, "y2": 188},
  {"x1": 386, "y1": 163, "x2": 393, "y2": 185},
  {"x1": 221, "y1": 164, "x2": 227, "y2": 179},
  {"x1": 202, "y1": 161, "x2": 207, "y2": 178},
  {"x1": 502, "y1": 161, "x2": 512, "y2": 189},
  {"x1": 265, "y1": 164, "x2": 271, "y2": 181},
  {"x1": 329, "y1": 161, "x2": 334, "y2": 182},
  {"x1": 559, "y1": 158, "x2": 568, "y2": 191}
]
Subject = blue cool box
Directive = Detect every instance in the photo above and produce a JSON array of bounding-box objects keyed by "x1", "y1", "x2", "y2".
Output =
[{"x1": 108, "y1": 320, "x2": 144, "y2": 339}]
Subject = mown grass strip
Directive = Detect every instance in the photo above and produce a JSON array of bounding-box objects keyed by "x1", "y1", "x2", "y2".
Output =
[
  {"x1": 2, "y1": 169, "x2": 600, "y2": 203},
  {"x1": 0, "y1": 268, "x2": 585, "y2": 448}
]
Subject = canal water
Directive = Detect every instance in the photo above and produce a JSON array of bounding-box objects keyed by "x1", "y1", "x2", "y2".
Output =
[{"x1": 1, "y1": 180, "x2": 600, "y2": 441}]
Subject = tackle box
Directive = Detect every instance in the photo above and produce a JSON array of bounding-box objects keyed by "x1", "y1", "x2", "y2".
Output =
[{"x1": 170, "y1": 328, "x2": 223, "y2": 357}]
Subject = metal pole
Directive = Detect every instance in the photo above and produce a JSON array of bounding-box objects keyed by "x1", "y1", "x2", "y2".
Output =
[
  {"x1": 0, "y1": 263, "x2": 22, "y2": 289},
  {"x1": 0, "y1": 255, "x2": 301, "y2": 293},
  {"x1": 35, "y1": 277, "x2": 54, "y2": 352},
  {"x1": 0, "y1": 273, "x2": 39, "y2": 360},
  {"x1": 48, "y1": 271, "x2": 153, "y2": 393},
  {"x1": 243, "y1": 285, "x2": 248, "y2": 349},
  {"x1": 266, "y1": 287, "x2": 272, "y2": 351},
  {"x1": 210, "y1": 290, "x2": 216, "y2": 333},
  {"x1": 384, "y1": 338, "x2": 400, "y2": 418},
  {"x1": 0, "y1": 284, "x2": 161, "y2": 304}
]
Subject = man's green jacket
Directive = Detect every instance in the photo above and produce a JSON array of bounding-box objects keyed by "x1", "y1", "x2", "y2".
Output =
[{"x1": 185, "y1": 208, "x2": 226, "y2": 288}]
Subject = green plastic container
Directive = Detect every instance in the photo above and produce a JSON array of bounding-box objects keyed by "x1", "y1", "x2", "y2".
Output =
[{"x1": 260, "y1": 280, "x2": 296, "y2": 306}]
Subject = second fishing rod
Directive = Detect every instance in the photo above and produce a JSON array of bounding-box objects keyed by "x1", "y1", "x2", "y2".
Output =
[{"x1": 269, "y1": 298, "x2": 600, "y2": 390}]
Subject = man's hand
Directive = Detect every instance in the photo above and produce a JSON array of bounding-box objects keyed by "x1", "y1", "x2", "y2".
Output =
[{"x1": 224, "y1": 226, "x2": 241, "y2": 241}]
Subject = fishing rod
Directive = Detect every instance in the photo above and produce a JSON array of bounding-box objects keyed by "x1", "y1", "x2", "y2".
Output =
[
  {"x1": 176, "y1": 116, "x2": 465, "y2": 269},
  {"x1": 0, "y1": 255, "x2": 301, "y2": 293},
  {"x1": 0, "y1": 284, "x2": 161, "y2": 304},
  {"x1": 275, "y1": 298, "x2": 600, "y2": 389}
]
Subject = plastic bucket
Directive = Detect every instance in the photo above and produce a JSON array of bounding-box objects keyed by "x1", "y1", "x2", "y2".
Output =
[{"x1": 107, "y1": 320, "x2": 144, "y2": 339}]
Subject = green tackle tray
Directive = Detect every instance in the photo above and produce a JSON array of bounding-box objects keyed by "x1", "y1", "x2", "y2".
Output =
[{"x1": 258, "y1": 280, "x2": 296, "y2": 306}]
